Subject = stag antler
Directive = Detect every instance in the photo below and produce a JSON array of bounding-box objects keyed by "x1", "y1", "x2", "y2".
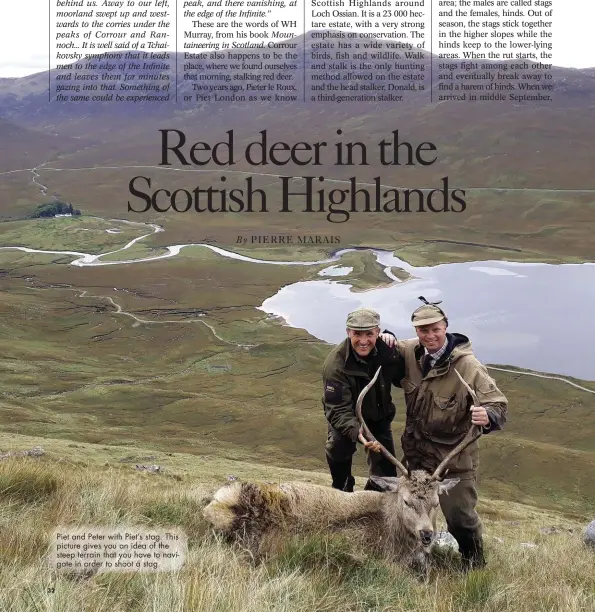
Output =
[
  {"x1": 430, "y1": 368, "x2": 483, "y2": 481},
  {"x1": 453, "y1": 368, "x2": 480, "y2": 406},
  {"x1": 355, "y1": 366, "x2": 410, "y2": 478}
]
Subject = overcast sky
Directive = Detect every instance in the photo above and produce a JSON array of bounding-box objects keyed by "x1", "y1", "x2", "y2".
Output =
[{"x1": 0, "y1": 0, "x2": 592, "y2": 77}]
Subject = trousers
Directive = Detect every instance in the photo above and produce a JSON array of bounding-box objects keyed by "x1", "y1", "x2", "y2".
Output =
[
  {"x1": 438, "y1": 473, "x2": 485, "y2": 568},
  {"x1": 439, "y1": 473, "x2": 482, "y2": 535},
  {"x1": 325, "y1": 420, "x2": 397, "y2": 491}
]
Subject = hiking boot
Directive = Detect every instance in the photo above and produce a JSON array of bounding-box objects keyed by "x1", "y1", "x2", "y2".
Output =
[
  {"x1": 451, "y1": 529, "x2": 486, "y2": 571},
  {"x1": 326, "y1": 456, "x2": 355, "y2": 492},
  {"x1": 461, "y1": 536, "x2": 486, "y2": 571}
]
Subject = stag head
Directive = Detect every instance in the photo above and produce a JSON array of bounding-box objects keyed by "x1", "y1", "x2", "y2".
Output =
[
  {"x1": 369, "y1": 471, "x2": 459, "y2": 549},
  {"x1": 356, "y1": 366, "x2": 482, "y2": 549}
]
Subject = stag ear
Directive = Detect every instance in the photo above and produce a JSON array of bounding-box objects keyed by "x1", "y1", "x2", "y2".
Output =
[
  {"x1": 438, "y1": 478, "x2": 460, "y2": 495},
  {"x1": 368, "y1": 476, "x2": 401, "y2": 492}
]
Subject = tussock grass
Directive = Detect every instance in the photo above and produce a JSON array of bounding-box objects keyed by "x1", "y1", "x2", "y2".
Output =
[
  {"x1": 2, "y1": 251, "x2": 595, "y2": 518},
  {"x1": 0, "y1": 459, "x2": 60, "y2": 504},
  {"x1": 271, "y1": 532, "x2": 366, "y2": 576},
  {"x1": 0, "y1": 444, "x2": 593, "y2": 612},
  {"x1": 140, "y1": 495, "x2": 211, "y2": 543},
  {"x1": 453, "y1": 570, "x2": 494, "y2": 609}
]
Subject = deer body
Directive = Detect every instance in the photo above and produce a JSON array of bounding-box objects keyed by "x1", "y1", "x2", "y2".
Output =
[
  {"x1": 203, "y1": 481, "x2": 384, "y2": 535},
  {"x1": 203, "y1": 472, "x2": 458, "y2": 568}
]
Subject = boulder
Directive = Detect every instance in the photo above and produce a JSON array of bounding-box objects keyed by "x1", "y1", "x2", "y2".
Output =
[
  {"x1": 433, "y1": 531, "x2": 459, "y2": 551},
  {"x1": 584, "y1": 520, "x2": 595, "y2": 549},
  {"x1": 135, "y1": 464, "x2": 162, "y2": 473}
]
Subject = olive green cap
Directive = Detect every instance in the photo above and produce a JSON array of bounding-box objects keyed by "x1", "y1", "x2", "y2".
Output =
[
  {"x1": 346, "y1": 308, "x2": 380, "y2": 330},
  {"x1": 411, "y1": 303, "x2": 447, "y2": 327}
]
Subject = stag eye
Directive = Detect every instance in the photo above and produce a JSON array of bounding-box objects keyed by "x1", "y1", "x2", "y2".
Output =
[{"x1": 403, "y1": 499, "x2": 415, "y2": 508}]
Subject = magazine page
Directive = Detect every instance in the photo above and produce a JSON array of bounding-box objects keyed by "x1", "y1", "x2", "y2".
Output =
[{"x1": 0, "y1": 0, "x2": 594, "y2": 608}]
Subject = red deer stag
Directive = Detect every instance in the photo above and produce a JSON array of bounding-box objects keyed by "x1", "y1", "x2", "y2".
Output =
[{"x1": 203, "y1": 367, "x2": 482, "y2": 572}]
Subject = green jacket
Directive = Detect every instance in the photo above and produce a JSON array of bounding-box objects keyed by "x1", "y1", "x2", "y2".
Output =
[
  {"x1": 396, "y1": 333, "x2": 508, "y2": 475},
  {"x1": 322, "y1": 338, "x2": 406, "y2": 442}
]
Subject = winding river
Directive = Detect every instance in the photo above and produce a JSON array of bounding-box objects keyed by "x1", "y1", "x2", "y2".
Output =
[{"x1": 1, "y1": 219, "x2": 594, "y2": 381}]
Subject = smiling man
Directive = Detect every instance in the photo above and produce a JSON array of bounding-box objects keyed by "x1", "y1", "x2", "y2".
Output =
[
  {"x1": 381, "y1": 296, "x2": 508, "y2": 570},
  {"x1": 322, "y1": 308, "x2": 405, "y2": 493}
]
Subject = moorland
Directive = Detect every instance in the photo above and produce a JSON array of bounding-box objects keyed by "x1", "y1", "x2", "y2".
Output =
[{"x1": 0, "y1": 37, "x2": 594, "y2": 610}]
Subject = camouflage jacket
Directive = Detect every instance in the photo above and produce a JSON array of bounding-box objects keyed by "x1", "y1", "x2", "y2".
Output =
[
  {"x1": 396, "y1": 333, "x2": 508, "y2": 475},
  {"x1": 322, "y1": 338, "x2": 406, "y2": 443}
]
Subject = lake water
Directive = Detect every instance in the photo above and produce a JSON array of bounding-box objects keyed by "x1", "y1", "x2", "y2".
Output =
[{"x1": 260, "y1": 250, "x2": 595, "y2": 381}]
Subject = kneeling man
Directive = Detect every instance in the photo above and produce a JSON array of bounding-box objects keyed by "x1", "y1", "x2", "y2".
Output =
[{"x1": 322, "y1": 308, "x2": 405, "y2": 492}]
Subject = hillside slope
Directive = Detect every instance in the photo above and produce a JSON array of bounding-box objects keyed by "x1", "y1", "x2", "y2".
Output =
[{"x1": 0, "y1": 432, "x2": 593, "y2": 612}]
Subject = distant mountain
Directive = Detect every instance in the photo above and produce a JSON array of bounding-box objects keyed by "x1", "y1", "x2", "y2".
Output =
[
  {"x1": 1, "y1": 31, "x2": 594, "y2": 126},
  {"x1": 0, "y1": 31, "x2": 594, "y2": 187}
]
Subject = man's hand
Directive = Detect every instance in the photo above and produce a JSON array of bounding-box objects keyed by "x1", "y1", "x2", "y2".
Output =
[
  {"x1": 358, "y1": 429, "x2": 382, "y2": 453},
  {"x1": 470, "y1": 405, "x2": 490, "y2": 427},
  {"x1": 380, "y1": 332, "x2": 396, "y2": 348}
]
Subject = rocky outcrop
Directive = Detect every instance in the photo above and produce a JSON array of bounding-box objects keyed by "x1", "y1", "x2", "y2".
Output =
[{"x1": 0, "y1": 446, "x2": 44, "y2": 460}]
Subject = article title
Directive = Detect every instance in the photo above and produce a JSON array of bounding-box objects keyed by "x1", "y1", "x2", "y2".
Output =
[{"x1": 127, "y1": 129, "x2": 466, "y2": 223}]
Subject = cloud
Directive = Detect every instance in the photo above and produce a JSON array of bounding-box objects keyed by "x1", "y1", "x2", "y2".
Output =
[{"x1": 0, "y1": 59, "x2": 49, "y2": 78}]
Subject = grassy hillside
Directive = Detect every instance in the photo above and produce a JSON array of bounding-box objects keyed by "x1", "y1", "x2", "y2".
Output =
[
  {"x1": 0, "y1": 209, "x2": 593, "y2": 612},
  {"x1": 0, "y1": 117, "x2": 84, "y2": 173},
  {"x1": 0, "y1": 435, "x2": 593, "y2": 612},
  {"x1": 1, "y1": 241, "x2": 594, "y2": 519}
]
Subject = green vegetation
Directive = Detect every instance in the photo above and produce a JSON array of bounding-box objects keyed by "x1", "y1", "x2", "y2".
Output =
[
  {"x1": 3, "y1": 164, "x2": 595, "y2": 267},
  {"x1": 323, "y1": 250, "x2": 399, "y2": 291},
  {"x1": 30, "y1": 201, "x2": 80, "y2": 218},
  {"x1": 0, "y1": 439, "x2": 593, "y2": 612},
  {"x1": 0, "y1": 253, "x2": 593, "y2": 518},
  {"x1": 0, "y1": 216, "x2": 147, "y2": 253},
  {"x1": 98, "y1": 242, "x2": 170, "y2": 262},
  {"x1": 0, "y1": 461, "x2": 59, "y2": 504}
]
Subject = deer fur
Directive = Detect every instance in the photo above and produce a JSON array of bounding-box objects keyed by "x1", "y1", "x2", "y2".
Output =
[{"x1": 203, "y1": 473, "x2": 459, "y2": 569}]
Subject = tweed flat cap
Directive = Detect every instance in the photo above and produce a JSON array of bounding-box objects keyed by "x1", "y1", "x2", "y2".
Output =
[
  {"x1": 411, "y1": 303, "x2": 447, "y2": 327},
  {"x1": 346, "y1": 308, "x2": 380, "y2": 330}
]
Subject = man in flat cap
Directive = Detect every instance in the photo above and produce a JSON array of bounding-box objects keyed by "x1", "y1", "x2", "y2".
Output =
[
  {"x1": 382, "y1": 297, "x2": 508, "y2": 570},
  {"x1": 322, "y1": 308, "x2": 406, "y2": 492}
]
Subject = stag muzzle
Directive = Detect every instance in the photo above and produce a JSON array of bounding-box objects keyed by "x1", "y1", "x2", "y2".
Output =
[{"x1": 419, "y1": 529, "x2": 434, "y2": 546}]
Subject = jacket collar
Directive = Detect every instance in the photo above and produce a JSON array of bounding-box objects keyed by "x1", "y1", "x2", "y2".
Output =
[
  {"x1": 414, "y1": 333, "x2": 470, "y2": 378},
  {"x1": 351, "y1": 344, "x2": 378, "y2": 365},
  {"x1": 339, "y1": 337, "x2": 387, "y2": 377}
]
